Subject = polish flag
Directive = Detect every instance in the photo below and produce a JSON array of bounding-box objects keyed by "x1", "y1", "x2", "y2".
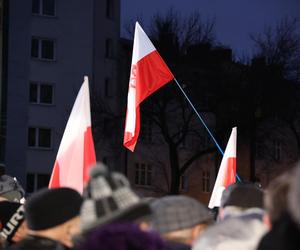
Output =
[
  {"x1": 208, "y1": 127, "x2": 237, "y2": 209},
  {"x1": 49, "y1": 76, "x2": 96, "y2": 193},
  {"x1": 123, "y1": 22, "x2": 174, "y2": 151}
]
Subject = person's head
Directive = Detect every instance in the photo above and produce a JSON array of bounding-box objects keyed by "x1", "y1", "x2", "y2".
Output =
[
  {"x1": 79, "y1": 223, "x2": 167, "y2": 250},
  {"x1": 263, "y1": 170, "x2": 292, "y2": 227},
  {"x1": 193, "y1": 215, "x2": 267, "y2": 250},
  {"x1": 288, "y1": 163, "x2": 300, "y2": 229},
  {"x1": 0, "y1": 175, "x2": 25, "y2": 203},
  {"x1": 218, "y1": 183, "x2": 264, "y2": 221},
  {"x1": 25, "y1": 187, "x2": 83, "y2": 248},
  {"x1": 80, "y1": 163, "x2": 152, "y2": 234},
  {"x1": 0, "y1": 201, "x2": 27, "y2": 244},
  {"x1": 150, "y1": 195, "x2": 213, "y2": 246}
]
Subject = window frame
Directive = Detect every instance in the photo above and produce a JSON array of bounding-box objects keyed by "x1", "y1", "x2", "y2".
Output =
[
  {"x1": 135, "y1": 163, "x2": 152, "y2": 187},
  {"x1": 28, "y1": 127, "x2": 52, "y2": 149},
  {"x1": 26, "y1": 173, "x2": 51, "y2": 193},
  {"x1": 32, "y1": 0, "x2": 56, "y2": 17},
  {"x1": 29, "y1": 81, "x2": 54, "y2": 105},
  {"x1": 31, "y1": 37, "x2": 56, "y2": 61}
]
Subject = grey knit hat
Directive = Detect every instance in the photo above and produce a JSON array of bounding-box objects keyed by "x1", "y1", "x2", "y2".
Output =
[
  {"x1": 150, "y1": 195, "x2": 213, "y2": 234},
  {"x1": 80, "y1": 163, "x2": 151, "y2": 233}
]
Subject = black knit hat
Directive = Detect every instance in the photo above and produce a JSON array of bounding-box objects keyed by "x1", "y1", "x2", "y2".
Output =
[
  {"x1": 25, "y1": 187, "x2": 83, "y2": 230},
  {"x1": 0, "y1": 201, "x2": 25, "y2": 243},
  {"x1": 221, "y1": 183, "x2": 263, "y2": 209},
  {"x1": 81, "y1": 163, "x2": 152, "y2": 233}
]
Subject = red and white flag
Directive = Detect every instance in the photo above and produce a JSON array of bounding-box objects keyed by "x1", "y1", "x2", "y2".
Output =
[
  {"x1": 49, "y1": 76, "x2": 96, "y2": 193},
  {"x1": 123, "y1": 22, "x2": 174, "y2": 151},
  {"x1": 208, "y1": 127, "x2": 237, "y2": 208}
]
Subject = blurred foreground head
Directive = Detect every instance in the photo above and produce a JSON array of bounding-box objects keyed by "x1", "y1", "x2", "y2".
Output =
[
  {"x1": 0, "y1": 175, "x2": 25, "y2": 203},
  {"x1": 79, "y1": 223, "x2": 167, "y2": 250},
  {"x1": 150, "y1": 195, "x2": 213, "y2": 246},
  {"x1": 24, "y1": 187, "x2": 83, "y2": 248},
  {"x1": 288, "y1": 163, "x2": 300, "y2": 229},
  {"x1": 219, "y1": 182, "x2": 264, "y2": 221},
  {"x1": 80, "y1": 163, "x2": 152, "y2": 234}
]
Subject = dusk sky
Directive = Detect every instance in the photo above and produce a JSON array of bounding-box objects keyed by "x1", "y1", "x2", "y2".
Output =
[{"x1": 121, "y1": 0, "x2": 300, "y2": 57}]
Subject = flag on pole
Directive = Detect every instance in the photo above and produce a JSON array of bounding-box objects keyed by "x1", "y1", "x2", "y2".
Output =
[
  {"x1": 208, "y1": 127, "x2": 237, "y2": 209},
  {"x1": 49, "y1": 76, "x2": 96, "y2": 193},
  {"x1": 123, "y1": 22, "x2": 174, "y2": 151}
]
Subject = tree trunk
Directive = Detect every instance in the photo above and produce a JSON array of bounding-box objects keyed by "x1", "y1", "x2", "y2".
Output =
[{"x1": 168, "y1": 144, "x2": 180, "y2": 194}]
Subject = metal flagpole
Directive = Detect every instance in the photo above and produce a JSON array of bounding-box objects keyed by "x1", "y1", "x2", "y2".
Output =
[{"x1": 174, "y1": 78, "x2": 242, "y2": 182}]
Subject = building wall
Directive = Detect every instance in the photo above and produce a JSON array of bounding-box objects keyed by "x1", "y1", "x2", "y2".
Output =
[{"x1": 4, "y1": 0, "x2": 120, "y2": 189}]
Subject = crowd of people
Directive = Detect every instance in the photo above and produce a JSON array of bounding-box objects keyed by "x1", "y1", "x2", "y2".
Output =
[{"x1": 0, "y1": 161, "x2": 299, "y2": 250}]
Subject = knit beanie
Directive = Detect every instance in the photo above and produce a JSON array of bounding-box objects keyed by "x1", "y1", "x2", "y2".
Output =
[
  {"x1": 25, "y1": 187, "x2": 83, "y2": 230},
  {"x1": 0, "y1": 175, "x2": 25, "y2": 203},
  {"x1": 221, "y1": 183, "x2": 263, "y2": 209},
  {"x1": 0, "y1": 201, "x2": 25, "y2": 243},
  {"x1": 80, "y1": 163, "x2": 152, "y2": 233}
]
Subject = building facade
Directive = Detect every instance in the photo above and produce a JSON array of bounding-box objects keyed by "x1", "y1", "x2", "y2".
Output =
[{"x1": 1, "y1": 0, "x2": 120, "y2": 191}]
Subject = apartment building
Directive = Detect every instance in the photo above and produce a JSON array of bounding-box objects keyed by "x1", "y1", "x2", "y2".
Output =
[{"x1": 1, "y1": 0, "x2": 120, "y2": 190}]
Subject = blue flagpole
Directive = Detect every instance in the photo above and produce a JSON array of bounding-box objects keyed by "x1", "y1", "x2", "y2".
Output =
[{"x1": 174, "y1": 78, "x2": 242, "y2": 182}]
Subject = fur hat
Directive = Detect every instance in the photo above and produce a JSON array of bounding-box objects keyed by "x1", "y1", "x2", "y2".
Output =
[
  {"x1": 80, "y1": 163, "x2": 151, "y2": 233},
  {"x1": 25, "y1": 187, "x2": 82, "y2": 230},
  {"x1": 79, "y1": 223, "x2": 167, "y2": 250}
]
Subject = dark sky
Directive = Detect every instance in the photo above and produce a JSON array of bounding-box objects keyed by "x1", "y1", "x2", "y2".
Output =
[{"x1": 121, "y1": 0, "x2": 300, "y2": 57}]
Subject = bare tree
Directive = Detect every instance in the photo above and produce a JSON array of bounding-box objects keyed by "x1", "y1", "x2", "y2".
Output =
[{"x1": 251, "y1": 17, "x2": 300, "y2": 81}]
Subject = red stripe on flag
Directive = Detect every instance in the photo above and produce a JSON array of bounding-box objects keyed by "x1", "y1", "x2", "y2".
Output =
[
  {"x1": 135, "y1": 50, "x2": 174, "y2": 105},
  {"x1": 124, "y1": 51, "x2": 173, "y2": 151},
  {"x1": 123, "y1": 107, "x2": 140, "y2": 151},
  {"x1": 83, "y1": 126, "x2": 96, "y2": 183},
  {"x1": 222, "y1": 157, "x2": 236, "y2": 188}
]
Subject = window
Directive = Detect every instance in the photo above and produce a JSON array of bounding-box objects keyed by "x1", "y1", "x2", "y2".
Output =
[
  {"x1": 104, "y1": 78, "x2": 113, "y2": 97},
  {"x1": 273, "y1": 140, "x2": 281, "y2": 161},
  {"x1": 31, "y1": 37, "x2": 55, "y2": 60},
  {"x1": 140, "y1": 118, "x2": 152, "y2": 143},
  {"x1": 32, "y1": 0, "x2": 56, "y2": 16},
  {"x1": 26, "y1": 173, "x2": 50, "y2": 193},
  {"x1": 135, "y1": 163, "x2": 152, "y2": 186},
  {"x1": 202, "y1": 170, "x2": 210, "y2": 192},
  {"x1": 105, "y1": 39, "x2": 114, "y2": 58},
  {"x1": 29, "y1": 82, "x2": 53, "y2": 104},
  {"x1": 106, "y1": 0, "x2": 114, "y2": 19},
  {"x1": 28, "y1": 127, "x2": 52, "y2": 149}
]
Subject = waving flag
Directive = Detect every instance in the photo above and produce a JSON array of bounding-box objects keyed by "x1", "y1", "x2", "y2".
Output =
[
  {"x1": 208, "y1": 127, "x2": 237, "y2": 209},
  {"x1": 123, "y1": 22, "x2": 174, "y2": 151},
  {"x1": 49, "y1": 76, "x2": 96, "y2": 193}
]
